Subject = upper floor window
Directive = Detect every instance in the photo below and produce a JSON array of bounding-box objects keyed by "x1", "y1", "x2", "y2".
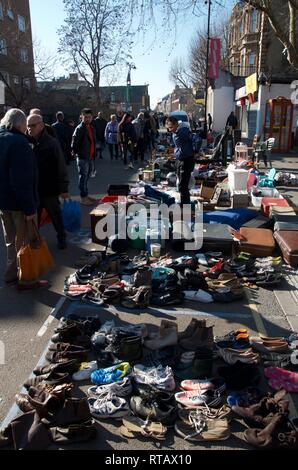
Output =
[
  {"x1": 20, "y1": 47, "x2": 28, "y2": 63},
  {"x1": 250, "y1": 9, "x2": 257, "y2": 32},
  {"x1": 18, "y1": 15, "x2": 26, "y2": 32},
  {"x1": 0, "y1": 38, "x2": 7, "y2": 55},
  {"x1": 249, "y1": 53, "x2": 256, "y2": 66},
  {"x1": 7, "y1": 8, "x2": 14, "y2": 20},
  {"x1": 0, "y1": 3, "x2": 4, "y2": 20}
]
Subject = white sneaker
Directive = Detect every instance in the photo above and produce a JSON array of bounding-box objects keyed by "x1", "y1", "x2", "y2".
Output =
[
  {"x1": 133, "y1": 364, "x2": 176, "y2": 391},
  {"x1": 183, "y1": 290, "x2": 214, "y2": 303},
  {"x1": 88, "y1": 395, "x2": 130, "y2": 419},
  {"x1": 88, "y1": 377, "x2": 132, "y2": 398},
  {"x1": 90, "y1": 171, "x2": 97, "y2": 178},
  {"x1": 72, "y1": 361, "x2": 98, "y2": 381},
  {"x1": 128, "y1": 163, "x2": 134, "y2": 169}
]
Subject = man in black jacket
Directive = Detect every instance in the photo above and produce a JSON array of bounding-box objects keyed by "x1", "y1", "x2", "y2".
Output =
[
  {"x1": 27, "y1": 114, "x2": 69, "y2": 249},
  {"x1": 71, "y1": 109, "x2": 97, "y2": 206},
  {"x1": 0, "y1": 109, "x2": 49, "y2": 290},
  {"x1": 93, "y1": 112, "x2": 107, "y2": 162},
  {"x1": 52, "y1": 111, "x2": 72, "y2": 165}
]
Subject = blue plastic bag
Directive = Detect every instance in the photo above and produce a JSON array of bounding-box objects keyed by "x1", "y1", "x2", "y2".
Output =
[{"x1": 62, "y1": 200, "x2": 82, "y2": 233}]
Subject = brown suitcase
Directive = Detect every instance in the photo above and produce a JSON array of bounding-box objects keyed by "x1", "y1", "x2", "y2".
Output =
[
  {"x1": 274, "y1": 231, "x2": 298, "y2": 267},
  {"x1": 239, "y1": 227, "x2": 275, "y2": 257}
]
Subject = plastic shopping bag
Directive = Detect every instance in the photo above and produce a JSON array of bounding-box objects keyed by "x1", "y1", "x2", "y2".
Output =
[{"x1": 62, "y1": 199, "x2": 82, "y2": 233}]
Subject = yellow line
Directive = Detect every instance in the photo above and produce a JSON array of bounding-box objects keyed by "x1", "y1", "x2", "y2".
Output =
[{"x1": 246, "y1": 290, "x2": 297, "y2": 417}]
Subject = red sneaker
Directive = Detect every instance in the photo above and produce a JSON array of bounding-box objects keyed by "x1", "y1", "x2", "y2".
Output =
[{"x1": 17, "y1": 280, "x2": 50, "y2": 292}]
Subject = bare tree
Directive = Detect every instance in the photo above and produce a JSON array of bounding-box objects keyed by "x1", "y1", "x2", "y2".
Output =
[
  {"x1": 169, "y1": 58, "x2": 194, "y2": 89},
  {"x1": 33, "y1": 38, "x2": 59, "y2": 81},
  {"x1": 58, "y1": 0, "x2": 135, "y2": 102}
]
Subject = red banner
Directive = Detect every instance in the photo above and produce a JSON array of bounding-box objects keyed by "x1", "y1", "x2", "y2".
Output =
[{"x1": 209, "y1": 38, "x2": 221, "y2": 79}]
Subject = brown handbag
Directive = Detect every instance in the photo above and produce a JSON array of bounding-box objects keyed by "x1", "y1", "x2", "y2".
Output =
[{"x1": 17, "y1": 221, "x2": 55, "y2": 281}]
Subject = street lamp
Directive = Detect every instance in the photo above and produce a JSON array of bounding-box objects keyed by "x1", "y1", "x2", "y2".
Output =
[{"x1": 126, "y1": 62, "x2": 136, "y2": 113}]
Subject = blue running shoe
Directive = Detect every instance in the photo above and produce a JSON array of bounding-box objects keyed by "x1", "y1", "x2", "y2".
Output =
[{"x1": 91, "y1": 362, "x2": 132, "y2": 385}]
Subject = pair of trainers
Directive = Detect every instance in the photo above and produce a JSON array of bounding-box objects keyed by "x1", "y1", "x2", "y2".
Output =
[
  {"x1": 88, "y1": 394, "x2": 130, "y2": 420},
  {"x1": 133, "y1": 364, "x2": 176, "y2": 392}
]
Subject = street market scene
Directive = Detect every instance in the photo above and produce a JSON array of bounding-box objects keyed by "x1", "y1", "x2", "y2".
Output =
[{"x1": 1, "y1": 0, "x2": 298, "y2": 454}]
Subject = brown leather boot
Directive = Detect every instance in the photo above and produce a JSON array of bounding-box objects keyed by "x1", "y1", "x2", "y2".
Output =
[
  {"x1": 178, "y1": 318, "x2": 207, "y2": 340},
  {"x1": 179, "y1": 324, "x2": 214, "y2": 351},
  {"x1": 232, "y1": 393, "x2": 289, "y2": 428},
  {"x1": 244, "y1": 413, "x2": 285, "y2": 448}
]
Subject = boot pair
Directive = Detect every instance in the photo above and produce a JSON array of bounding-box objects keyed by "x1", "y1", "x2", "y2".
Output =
[
  {"x1": 244, "y1": 413, "x2": 297, "y2": 449},
  {"x1": 178, "y1": 318, "x2": 214, "y2": 350},
  {"x1": 16, "y1": 383, "x2": 73, "y2": 415},
  {"x1": 144, "y1": 320, "x2": 178, "y2": 350}
]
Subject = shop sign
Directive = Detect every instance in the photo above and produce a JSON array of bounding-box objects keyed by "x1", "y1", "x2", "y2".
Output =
[
  {"x1": 246, "y1": 73, "x2": 258, "y2": 95},
  {"x1": 235, "y1": 86, "x2": 246, "y2": 100}
]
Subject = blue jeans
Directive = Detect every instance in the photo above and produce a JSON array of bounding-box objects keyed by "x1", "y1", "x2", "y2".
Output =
[{"x1": 77, "y1": 158, "x2": 92, "y2": 198}]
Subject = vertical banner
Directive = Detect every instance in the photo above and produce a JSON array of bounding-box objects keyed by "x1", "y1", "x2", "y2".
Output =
[{"x1": 209, "y1": 38, "x2": 221, "y2": 79}]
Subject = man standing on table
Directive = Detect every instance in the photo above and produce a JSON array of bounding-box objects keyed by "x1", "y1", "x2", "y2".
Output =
[{"x1": 166, "y1": 116, "x2": 194, "y2": 205}]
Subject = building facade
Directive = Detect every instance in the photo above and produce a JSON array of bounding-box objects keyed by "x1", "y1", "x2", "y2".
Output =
[{"x1": 0, "y1": 0, "x2": 35, "y2": 108}]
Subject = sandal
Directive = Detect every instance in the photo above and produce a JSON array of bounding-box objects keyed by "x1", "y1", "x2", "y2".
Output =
[{"x1": 121, "y1": 416, "x2": 167, "y2": 440}]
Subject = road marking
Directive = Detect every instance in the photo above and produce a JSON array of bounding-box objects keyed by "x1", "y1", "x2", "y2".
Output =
[
  {"x1": 36, "y1": 297, "x2": 66, "y2": 337},
  {"x1": 246, "y1": 290, "x2": 297, "y2": 418}
]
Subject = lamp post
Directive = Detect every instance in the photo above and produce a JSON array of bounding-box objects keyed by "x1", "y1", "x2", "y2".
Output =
[
  {"x1": 126, "y1": 62, "x2": 136, "y2": 113},
  {"x1": 204, "y1": 0, "x2": 212, "y2": 139}
]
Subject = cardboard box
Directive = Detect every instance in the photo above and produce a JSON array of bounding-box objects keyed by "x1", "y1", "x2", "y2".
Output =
[{"x1": 231, "y1": 191, "x2": 249, "y2": 208}]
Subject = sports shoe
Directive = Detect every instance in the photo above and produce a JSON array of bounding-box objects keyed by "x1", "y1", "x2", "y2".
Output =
[
  {"x1": 90, "y1": 171, "x2": 97, "y2": 178},
  {"x1": 88, "y1": 377, "x2": 132, "y2": 398},
  {"x1": 181, "y1": 378, "x2": 226, "y2": 394},
  {"x1": 72, "y1": 361, "x2": 98, "y2": 381},
  {"x1": 88, "y1": 395, "x2": 130, "y2": 419},
  {"x1": 91, "y1": 362, "x2": 132, "y2": 385},
  {"x1": 175, "y1": 389, "x2": 222, "y2": 407},
  {"x1": 133, "y1": 364, "x2": 176, "y2": 392},
  {"x1": 130, "y1": 395, "x2": 177, "y2": 426}
]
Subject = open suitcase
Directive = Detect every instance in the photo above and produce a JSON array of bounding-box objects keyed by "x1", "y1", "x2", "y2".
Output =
[
  {"x1": 274, "y1": 231, "x2": 298, "y2": 267},
  {"x1": 201, "y1": 224, "x2": 234, "y2": 253},
  {"x1": 239, "y1": 227, "x2": 276, "y2": 257}
]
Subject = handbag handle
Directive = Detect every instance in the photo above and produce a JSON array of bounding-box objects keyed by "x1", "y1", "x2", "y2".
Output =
[{"x1": 20, "y1": 219, "x2": 42, "y2": 248}]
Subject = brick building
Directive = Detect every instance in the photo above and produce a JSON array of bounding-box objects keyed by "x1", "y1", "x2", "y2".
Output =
[{"x1": 0, "y1": 0, "x2": 35, "y2": 109}]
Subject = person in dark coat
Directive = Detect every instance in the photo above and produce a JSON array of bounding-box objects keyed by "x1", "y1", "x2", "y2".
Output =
[
  {"x1": 29, "y1": 108, "x2": 57, "y2": 138},
  {"x1": 118, "y1": 113, "x2": 137, "y2": 169},
  {"x1": 27, "y1": 114, "x2": 69, "y2": 249},
  {"x1": 166, "y1": 116, "x2": 194, "y2": 205},
  {"x1": 226, "y1": 111, "x2": 238, "y2": 129},
  {"x1": 71, "y1": 108, "x2": 97, "y2": 205},
  {"x1": 0, "y1": 109, "x2": 49, "y2": 291},
  {"x1": 52, "y1": 111, "x2": 72, "y2": 165},
  {"x1": 93, "y1": 112, "x2": 107, "y2": 161},
  {"x1": 208, "y1": 113, "x2": 213, "y2": 132}
]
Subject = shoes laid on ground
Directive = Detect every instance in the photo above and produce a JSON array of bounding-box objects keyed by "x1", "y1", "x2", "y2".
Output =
[
  {"x1": 120, "y1": 415, "x2": 167, "y2": 440},
  {"x1": 133, "y1": 364, "x2": 176, "y2": 392},
  {"x1": 178, "y1": 318, "x2": 207, "y2": 341},
  {"x1": 183, "y1": 289, "x2": 214, "y2": 303},
  {"x1": 121, "y1": 286, "x2": 151, "y2": 309},
  {"x1": 179, "y1": 323, "x2": 214, "y2": 351},
  {"x1": 174, "y1": 351, "x2": 214, "y2": 381},
  {"x1": 227, "y1": 387, "x2": 265, "y2": 408},
  {"x1": 72, "y1": 361, "x2": 98, "y2": 381},
  {"x1": 178, "y1": 404, "x2": 232, "y2": 422},
  {"x1": 88, "y1": 395, "x2": 130, "y2": 420},
  {"x1": 144, "y1": 322, "x2": 178, "y2": 351},
  {"x1": 175, "y1": 412, "x2": 230, "y2": 442},
  {"x1": 88, "y1": 377, "x2": 132, "y2": 398},
  {"x1": 34, "y1": 359, "x2": 78, "y2": 376},
  {"x1": 91, "y1": 362, "x2": 132, "y2": 385},
  {"x1": 217, "y1": 362, "x2": 261, "y2": 390},
  {"x1": 24, "y1": 371, "x2": 72, "y2": 390},
  {"x1": 130, "y1": 395, "x2": 177, "y2": 427},
  {"x1": 250, "y1": 336, "x2": 290, "y2": 354},
  {"x1": 217, "y1": 347, "x2": 260, "y2": 365},
  {"x1": 50, "y1": 419, "x2": 97, "y2": 444},
  {"x1": 181, "y1": 378, "x2": 226, "y2": 394},
  {"x1": 215, "y1": 332, "x2": 250, "y2": 350},
  {"x1": 175, "y1": 389, "x2": 223, "y2": 408}
]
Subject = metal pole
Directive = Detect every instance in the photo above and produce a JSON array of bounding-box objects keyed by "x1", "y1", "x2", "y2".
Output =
[{"x1": 204, "y1": 0, "x2": 212, "y2": 138}]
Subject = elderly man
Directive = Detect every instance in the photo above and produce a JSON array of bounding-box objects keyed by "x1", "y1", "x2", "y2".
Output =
[
  {"x1": 27, "y1": 114, "x2": 69, "y2": 249},
  {"x1": 29, "y1": 108, "x2": 57, "y2": 138},
  {"x1": 0, "y1": 109, "x2": 50, "y2": 291}
]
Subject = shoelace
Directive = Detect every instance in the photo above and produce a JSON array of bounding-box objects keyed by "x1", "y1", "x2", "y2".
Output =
[{"x1": 187, "y1": 411, "x2": 207, "y2": 438}]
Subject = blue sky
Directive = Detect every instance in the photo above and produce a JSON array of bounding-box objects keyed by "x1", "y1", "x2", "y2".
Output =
[{"x1": 29, "y1": 0, "x2": 230, "y2": 107}]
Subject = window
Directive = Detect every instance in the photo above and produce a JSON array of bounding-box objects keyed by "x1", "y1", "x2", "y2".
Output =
[
  {"x1": 250, "y1": 10, "x2": 257, "y2": 32},
  {"x1": 20, "y1": 48, "x2": 28, "y2": 63},
  {"x1": 249, "y1": 53, "x2": 256, "y2": 66},
  {"x1": 0, "y1": 38, "x2": 7, "y2": 55},
  {"x1": 0, "y1": 3, "x2": 3, "y2": 20},
  {"x1": 7, "y1": 8, "x2": 14, "y2": 20},
  {"x1": 18, "y1": 15, "x2": 25, "y2": 32}
]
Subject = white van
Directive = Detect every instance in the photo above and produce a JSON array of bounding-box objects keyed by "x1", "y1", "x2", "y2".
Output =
[{"x1": 169, "y1": 111, "x2": 190, "y2": 127}]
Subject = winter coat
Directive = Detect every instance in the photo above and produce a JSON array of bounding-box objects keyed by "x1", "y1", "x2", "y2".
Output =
[
  {"x1": 132, "y1": 118, "x2": 145, "y2": 140},
  {"x1": 31, "y1": 130, "x2": 69, "y2": 198},
  {"x1": 93, "y1": 117, "x2": 107, "y2": 142},
  {"x1": 52, "y1": 121, "x2": 72, "y2": 154},
  {"x1": 0, "y1": 126, "x2": 38, "y2": 215},
  {"x1": 105, "y1": 121, "x2": 119, "y2": 145},
  {"x1": 71, "y1": 122, "x2": 96, "y2": 160},
  {"x1": 172, "y1": 123, "x2": 194, "y2": 161},
  {"x1": 120, "y1": 122, "x2": 137, "y2": 145}
]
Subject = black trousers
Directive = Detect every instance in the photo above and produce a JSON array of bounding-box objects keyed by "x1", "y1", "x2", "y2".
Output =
[
  {"x1": 38, "y1": 196, "x2": 66, "y2": 242},
  {"x1": 108, "y1": 144, "x2": 119, "y2": 160},
  {"x1": 176, "y1": 158, "x2": 195, "y2": 205}
]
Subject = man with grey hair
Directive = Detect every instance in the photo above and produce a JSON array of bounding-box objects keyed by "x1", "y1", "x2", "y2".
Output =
[
  {"x1": 29, "y1": 107, "x2": 57, "y2": 138},
  {"x1": 0, "y1": 109, "x2": 49, "y2": 291}
]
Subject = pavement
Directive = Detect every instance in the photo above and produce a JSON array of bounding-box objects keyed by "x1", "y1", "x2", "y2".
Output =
[{"x1": 0, "y1": 149, "x2": 298, "y2": 451}]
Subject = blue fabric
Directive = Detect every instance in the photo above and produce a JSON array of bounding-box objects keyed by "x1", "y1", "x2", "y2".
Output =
[
  {"x1": 62, "y1": 199, "x2": 82, "y2": 232},
  {"x1": 0, "y1": 126, "x2": 38, "y2": 215},
  {"x1": 77, "y1": 158, "x2": 92, "y2": 198},
  {"x1": 172, "y1": 123, "x2": 193, "y2": 161},
  {"x1": 144, "y1": 184, "x2": 176, "y2": 206},
  {"x1": 203, "y1": 209, "x2": 257, "y2": 230}
]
